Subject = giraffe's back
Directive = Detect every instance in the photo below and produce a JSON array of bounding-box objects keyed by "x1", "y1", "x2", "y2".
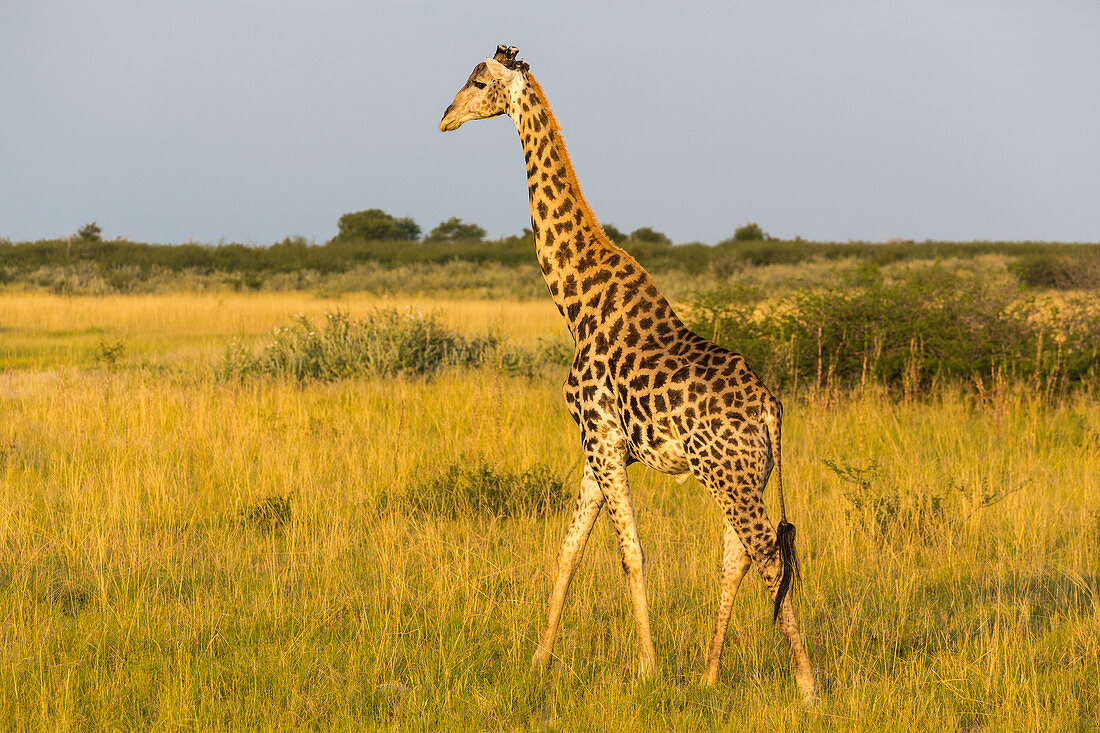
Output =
[{"x1": 565, "y1": 318, "x2": 775, "y2": 479}]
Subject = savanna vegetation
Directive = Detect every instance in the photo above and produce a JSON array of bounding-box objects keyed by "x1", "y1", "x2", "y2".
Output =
[
  {"x1": 3, "y1": 216, "x2": 1099, "y2": 298},
  {"x1": 1, "y1": 226, "x2": 1098, "y2": 728}
]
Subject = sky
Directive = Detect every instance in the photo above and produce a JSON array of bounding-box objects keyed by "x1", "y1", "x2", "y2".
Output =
[{"x1": 1, "y1": 0, "x2": 1098, "y2": 245}]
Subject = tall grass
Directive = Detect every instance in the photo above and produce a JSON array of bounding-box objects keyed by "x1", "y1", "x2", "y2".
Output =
[{"x1": 1, "y1": 292, "x2": 1097, "y2": 729}]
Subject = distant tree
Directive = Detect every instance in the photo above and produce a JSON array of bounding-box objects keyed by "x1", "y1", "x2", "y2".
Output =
[
  {"x1": 426, "y1": 217, "x2": 486, "y2": 242},
  {"x1": 77, "y1": 221, "x2": 102, "y2": 242},
  {"x1": 732, "y1": 222, "x2": 770, "y2": 242},
  {"x1": 390, "y1": 216, "x2": 421, "y2": 241},
  {"x1": 336, "y1": 209, "x2": 421, "y2": 241},
  {"x1": 601, "y1": 223, "x2": 627, "y2": 243},
  {"x1": 629, "y1": 226, "x2": 671, "y2": 245}
]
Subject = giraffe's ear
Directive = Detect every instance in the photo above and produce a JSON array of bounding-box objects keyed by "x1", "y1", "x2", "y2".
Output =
[{"x1": 483, "y1": 57, "x2": 514, "y2": 80}]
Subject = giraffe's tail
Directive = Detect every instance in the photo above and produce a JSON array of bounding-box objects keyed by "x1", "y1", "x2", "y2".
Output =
[{"x1": 764, "y1": 399, "x2": 801, "y2": 622}]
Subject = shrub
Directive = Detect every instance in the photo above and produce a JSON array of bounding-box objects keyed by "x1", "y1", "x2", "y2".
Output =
[
  {"x1": 223, "y1": 309, "x2": 500, "y2": 381},
  {"x1": 602, "y1": 224, "x2": 627, "y2": 243},
  {"x1": 405, "y1": 457, "x2": 568, "y2": 518},
  {"x1": 825, "y1": 459, "x2": 1008, "y2": 542},
  {"x1": 1013, "y1": 252, "x2": 1100, "y2": 290},
  {"x1": 731, "y1": 222, "x2": 770, "y2": 242},
  {"x1": 96, "y1": 339, "x2": 126, "y2": 370},
  {"x1": 77, "y1": 222, "x2": 102, "y2": 242},
  {"x1": 239, "y1": 494, "x2": 293, "y2": 532},
  {"x1": 335, "y1": 209, "x2": 420, "y2": 241},
  {"x1": 426, "y1": 217, "x2": 486, "y2": 242},
  {"x1": 2, "y1": 238, "x2": 1097, "y2": 288},
  {"x1": 629, "y1": 226, "x2": 671, "y2": 245},
  {"x1": 688, "y1": 267, "x2": 1100, "y2": 394},
  {"x1": 46, "y1": 582, "x2": 92, "y2": 617}
]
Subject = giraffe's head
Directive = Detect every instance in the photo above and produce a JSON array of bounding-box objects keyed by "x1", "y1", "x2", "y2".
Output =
[{"x1": 440, "y1": 45, "x2": 526, "y2": 132}]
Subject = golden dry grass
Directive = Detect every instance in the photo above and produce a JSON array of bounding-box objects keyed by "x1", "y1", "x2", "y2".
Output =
[
  {"x1": 0, "y1": 293, "x2": 564, "y2": 370},
  {"x1": 1, "y1": 292, "x2": 1098, "y2": 730}
]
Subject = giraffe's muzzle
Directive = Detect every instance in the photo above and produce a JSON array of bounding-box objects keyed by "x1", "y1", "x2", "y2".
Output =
[{"x1": 440, "y1": 104, "x2": 471, "y2": 132}]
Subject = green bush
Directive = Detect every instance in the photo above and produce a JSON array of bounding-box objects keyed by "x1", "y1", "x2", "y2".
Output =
[
  {"x1": 238, "y1": 494, "x2": 293, "y2": 532},
  {"x1": 3, "y1": 237, "x2": 1099, "y2": 298},
  {"x1": 1013, "y1": 252, "x2": 1100, "y2": 290},
  {"x1": 689, "y1": 267, "x2": 1100, "y2": 393},
  {"x1": 426, "y1": 217, "x2": 486, "y2": 242},
  {"x1": 77, "y1": 222, "x2": 102, "y2": 242},
  {"x1": 731, "y1": 222, "x2": 770, "y2": 242},
  {"x1": 405, "y1": 457, "x2": 568, "y2": 518},
  {"x1": 224, "y1": 309, "x2": 500, "y2": 380},
  {"x1": 601, "y1": 224, "x2": 627, "y2": 243},
  {"x1": 2, "y1": 237, "x2": 1098, "y2": 285},
  {"x1": 222, "y1": 308, "x2": 570, "y2": 381},
  {"x1": 629, "y1": 226, "x2": 671, "y2": 245},
  {"x1": 335, "y1": 209, "x2": 420, "y2": 241}
]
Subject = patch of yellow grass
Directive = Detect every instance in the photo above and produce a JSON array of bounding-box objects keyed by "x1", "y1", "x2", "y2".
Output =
[
  {"x1": 0, "y1": 292, "x2": 565, "y2": 369},
  {"x1": 1, "y1": 291, "x2": 1097, "y2": 729}
]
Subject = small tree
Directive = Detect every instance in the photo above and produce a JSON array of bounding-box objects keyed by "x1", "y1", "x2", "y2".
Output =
[
  {"x1": 426, "y1": 217, "x2": 486, "y2": 242},
  {"x1": 601, "y1": 224, "x2": 627, "y2": 243},
  {"x1": 336, "y1": 209, "x2": 421, "y2": 241},
  {"x1": 390, "y1": 216, "x2": 421, "y2": 241},
  {"x1": 732, "y1": 222, "x2": 770, "y2": 242},
  {"x1": 630, "y1": 226, "x2": 671, "y2": 245},
  {"x1": 77, "y1": 221, "x2": 102, "y2": 242}
]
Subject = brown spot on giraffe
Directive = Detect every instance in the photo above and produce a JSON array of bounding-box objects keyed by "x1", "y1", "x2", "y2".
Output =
[{"x1": 440, "y1": 45, "x2": 817, "y2": 705}]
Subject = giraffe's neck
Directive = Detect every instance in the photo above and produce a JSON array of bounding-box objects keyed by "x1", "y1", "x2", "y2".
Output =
[{"x1": 507, "y1": 73, "x2": 654, "y2": 340}]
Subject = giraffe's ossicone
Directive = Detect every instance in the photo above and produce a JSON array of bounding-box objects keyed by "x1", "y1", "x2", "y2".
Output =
[{"x1": 440, "y1": 44, "x2": 817, "y2": 705}]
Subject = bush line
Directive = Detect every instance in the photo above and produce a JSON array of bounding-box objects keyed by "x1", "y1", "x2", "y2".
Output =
[
  {"x1": 2, "y1": 238, "x2": 1099, "y2": 291},
  {"x1": 687, "y1": 266, "x2": 1100, "y2": 394}
]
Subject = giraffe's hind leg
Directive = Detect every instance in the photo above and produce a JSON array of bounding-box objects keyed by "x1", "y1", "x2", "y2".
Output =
[
  {"x1": 532, "y1": 465, "x2": 604, "y2": 672},
  {"x1": 692, "y1": 454, "x2": 818, "y2": 704},
  {"x1": 742, "y1": 512, "x2": 817, "y2": 704},
  {"x1": 701, "y1": 520, "x2": 752, "y2": 686}
]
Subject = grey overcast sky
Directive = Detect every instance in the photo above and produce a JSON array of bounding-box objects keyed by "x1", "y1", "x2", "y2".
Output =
[{"x1": 1, "y1": 1, "x2": 1098, "y2": 244}]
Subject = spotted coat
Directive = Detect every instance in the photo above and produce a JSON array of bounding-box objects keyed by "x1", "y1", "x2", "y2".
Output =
[{"x1": 441, "y1": 46, "x2": 817, "y2": 704}]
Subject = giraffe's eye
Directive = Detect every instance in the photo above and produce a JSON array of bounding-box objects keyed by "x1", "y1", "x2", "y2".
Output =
[{"x1": 471, "y1": 80, "x2": 487, "y2": 90}]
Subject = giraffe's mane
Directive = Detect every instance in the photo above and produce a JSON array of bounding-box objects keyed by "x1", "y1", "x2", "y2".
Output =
[{"x1": 523, "y1": 71, "x2": 613, "y2": 246}]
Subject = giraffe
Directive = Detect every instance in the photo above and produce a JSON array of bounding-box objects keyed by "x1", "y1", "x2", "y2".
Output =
[{"x1": 440, "y1": 45, "x2": 817, "y2": 704}]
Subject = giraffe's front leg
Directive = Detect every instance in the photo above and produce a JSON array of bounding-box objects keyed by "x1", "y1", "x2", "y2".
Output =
[
  {"x1": 585, "y1": 435, "x2": 658, "y2": 677},
  {"x1": 532, "y1": 465, "x2": 604, "y2": 672}
]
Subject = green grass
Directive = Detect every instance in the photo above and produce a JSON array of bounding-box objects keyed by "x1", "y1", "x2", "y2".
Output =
[{"x1": 0, "y1": 294, "x2": 1098, "y2": 729}]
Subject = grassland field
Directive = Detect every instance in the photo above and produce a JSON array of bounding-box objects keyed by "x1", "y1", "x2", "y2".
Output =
[{"x1": 1, "y1": 289, "x2": 1098, "y2": 730}]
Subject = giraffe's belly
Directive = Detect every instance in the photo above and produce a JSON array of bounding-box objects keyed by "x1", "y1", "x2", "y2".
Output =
[{"x1": 622, "y1": 413, "x2": 691, "y2": 476}]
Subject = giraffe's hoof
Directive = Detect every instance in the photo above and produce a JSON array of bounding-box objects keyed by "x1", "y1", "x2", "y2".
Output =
[
  {"x1": 636, "y1": 659, "x2": 658, "y2": 681},
  {"x1": 531, "y1": 650, "x2": 551, "y2": 673}
]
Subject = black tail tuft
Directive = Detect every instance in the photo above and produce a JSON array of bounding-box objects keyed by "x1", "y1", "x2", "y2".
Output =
[{"x1": 772, "y1": 519, "x2": 800, "y2": 622}]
